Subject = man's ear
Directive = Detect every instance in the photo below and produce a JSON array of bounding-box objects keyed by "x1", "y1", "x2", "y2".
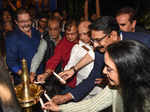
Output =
[{"x1": 132, "y1": 20, "x2": 136, "y2": 32}]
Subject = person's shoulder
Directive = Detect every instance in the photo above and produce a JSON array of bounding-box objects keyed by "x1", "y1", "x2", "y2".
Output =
[
  {"x1": 40, "y1": 38, "x2": 47, "y2": 44},
  {"x1": 73, "y1": 41, "x2": 82, "y2": 48},
  {"x1": 56, "y1": 37, "x2": 66, "y2": 45},
  {"x1": 73, "y1": 44, "x2": 80, "y2": 48},
  {"x1": 123, "y1": 32, "x2": 150, "y2": 48},
  {"x1": 123, "y1": 32, "x2": 150, "y2": 39},
  {"x1": 6, "y1": 30, "x2": 19, "y2": 41},
  {"x1": 32, "y1": 27, "x2": 41, "y2": 36}
]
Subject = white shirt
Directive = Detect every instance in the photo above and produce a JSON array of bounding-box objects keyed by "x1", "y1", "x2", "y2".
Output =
[
  {"x1": 64, "y1": 40, "x2": 102, "y2": 99},
  {"x1": 60, "y1": 86, "x2": 123, "y2": 112},
  {"x1": 30, "y1": 39, "x2": 47, "y2": 73}
]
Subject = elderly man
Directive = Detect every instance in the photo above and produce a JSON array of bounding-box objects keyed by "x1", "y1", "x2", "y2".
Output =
[
  {"x1": 51, "y1": 16, "x2": 150, "y2": 105},
  {"x1": 43, "y1": 40, "x2": 150, "y2": 112},
  {"x1": 52, "y1": 20, "x2": 102, "y2": 103},
  {"x1": 37, "y1": 19, "x2": 78, "y2": 89},
  {"x1": 30, "y1": 16, "x2": 62, "y2": 82}
]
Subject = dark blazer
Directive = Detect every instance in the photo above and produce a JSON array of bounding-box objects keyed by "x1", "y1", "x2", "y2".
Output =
[
  {"x1": 70, "y1": 32, "x2": 150, "y2": 101},
  {"x1": 122, "y1": 32, "x2": 150, "y2": 48}
]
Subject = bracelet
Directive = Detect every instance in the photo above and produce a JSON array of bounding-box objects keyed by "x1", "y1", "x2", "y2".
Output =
[{"x1": 71, "y1": 66, "x2": 78, "y2": 73}]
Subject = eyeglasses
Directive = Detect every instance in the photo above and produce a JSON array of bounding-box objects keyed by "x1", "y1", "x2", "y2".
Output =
[
  {"x1": 91, "y1": 34, "x2": 108, "y2": 43},
  {"x1": 18, "y1": 19, "x2": 32, "y2": 24}
]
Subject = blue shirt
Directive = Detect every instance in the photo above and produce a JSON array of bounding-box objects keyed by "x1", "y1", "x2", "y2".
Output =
[
  {"x1": 6, "y1": 27, "x2": 42, "y2": 74},
  {"x1": 70, "y1": 32, "x2": 150, "y2": 101},
  {"x1": 70, "y1": 51, "x2": 104, "y2": 101}
]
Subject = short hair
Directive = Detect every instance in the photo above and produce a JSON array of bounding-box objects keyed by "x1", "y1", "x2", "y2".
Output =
[
  {"x1": 116, "y1": 7, "x2": 136, "y2": 23},
  {"x1": 78, "y1": 20, "x2": 91, "y2": 29},
  {"x1": 48, "y1": 16, "x2": 61, "y2": 27},
  {"x1": 65, "y1": 18, "x2": 78, "y2": 31},
  {"x1": 89, "y1": 16, "x2": 120, "y2": 35},
  {"x1": 15, "y1": 8, "x2": 30, "y2": 20},
  {"x1": 107, "y1": 40, "x2": 150, "y2": 112}
]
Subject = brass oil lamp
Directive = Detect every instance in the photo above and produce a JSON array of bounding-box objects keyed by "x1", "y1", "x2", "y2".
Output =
[{"x1": 15, "y1": 59, "x2": 43, "y2": 111}]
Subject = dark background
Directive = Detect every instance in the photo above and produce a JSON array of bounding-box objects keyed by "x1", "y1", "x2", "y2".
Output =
[
  {"x1": 57, "y1": 0, "x2": 150, "y2": 17},
  {"x1": 1, "y1": 0, "x2": 150, "y2": 17},
  {"x1": 1, "y1": 0, "x2": 150, "y2": 29},
  {"x1": 57, "y1": 0, "x2": 150, "y2": 29}
]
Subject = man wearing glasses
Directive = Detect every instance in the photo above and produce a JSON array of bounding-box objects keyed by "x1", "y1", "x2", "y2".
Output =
[
  {"x1": 52, "y1": 16, "x2": 150, "y2": 105},
  {"x1": 37, "y1": 19, "x2": 78, "y2": 89},
  {"x1": 6, "y1": 8, "x2": 42, "y2": 85},
  {"x1": 57, "y1": 21, "x2": 102, "y2": 101}
]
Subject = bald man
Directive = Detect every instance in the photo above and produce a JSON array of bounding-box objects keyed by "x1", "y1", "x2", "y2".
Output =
[{"x1": 51, "y1": 21, "x2": 102, "y2": 104}]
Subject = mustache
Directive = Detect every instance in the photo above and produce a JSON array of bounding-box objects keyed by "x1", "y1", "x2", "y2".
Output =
[{"x1": 94, "y1": 46, "x2": 104, "y2": 51}]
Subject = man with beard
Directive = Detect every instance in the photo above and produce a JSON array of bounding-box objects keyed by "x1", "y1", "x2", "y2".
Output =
[
  {"x1": 50, "y1": 16, "x2": 150, "y2": 105},
  {"x1": 43, "y1": 40, "x2": 150, "y2": 112},
  {"x1": 6, "y1": 8, "x2": 42, "y2": 85}
]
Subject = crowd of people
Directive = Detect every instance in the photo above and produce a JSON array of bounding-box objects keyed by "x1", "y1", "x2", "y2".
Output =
[{"x1": 0, "y1": 0, "x2": 150, "y2": 112}]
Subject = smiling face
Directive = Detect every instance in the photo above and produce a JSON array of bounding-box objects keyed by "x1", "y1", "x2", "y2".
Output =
[
  {"x1": 103, "y1": 51, "x2": 119, "y2": 87},
  {"x1": 16, "y1": 13, "x2": 32, "y2": 33}
]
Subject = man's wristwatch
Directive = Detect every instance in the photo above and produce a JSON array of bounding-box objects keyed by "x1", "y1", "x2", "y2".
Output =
[{"x1": 71, "y1": 66, "x2": 78, "y2": 73}]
